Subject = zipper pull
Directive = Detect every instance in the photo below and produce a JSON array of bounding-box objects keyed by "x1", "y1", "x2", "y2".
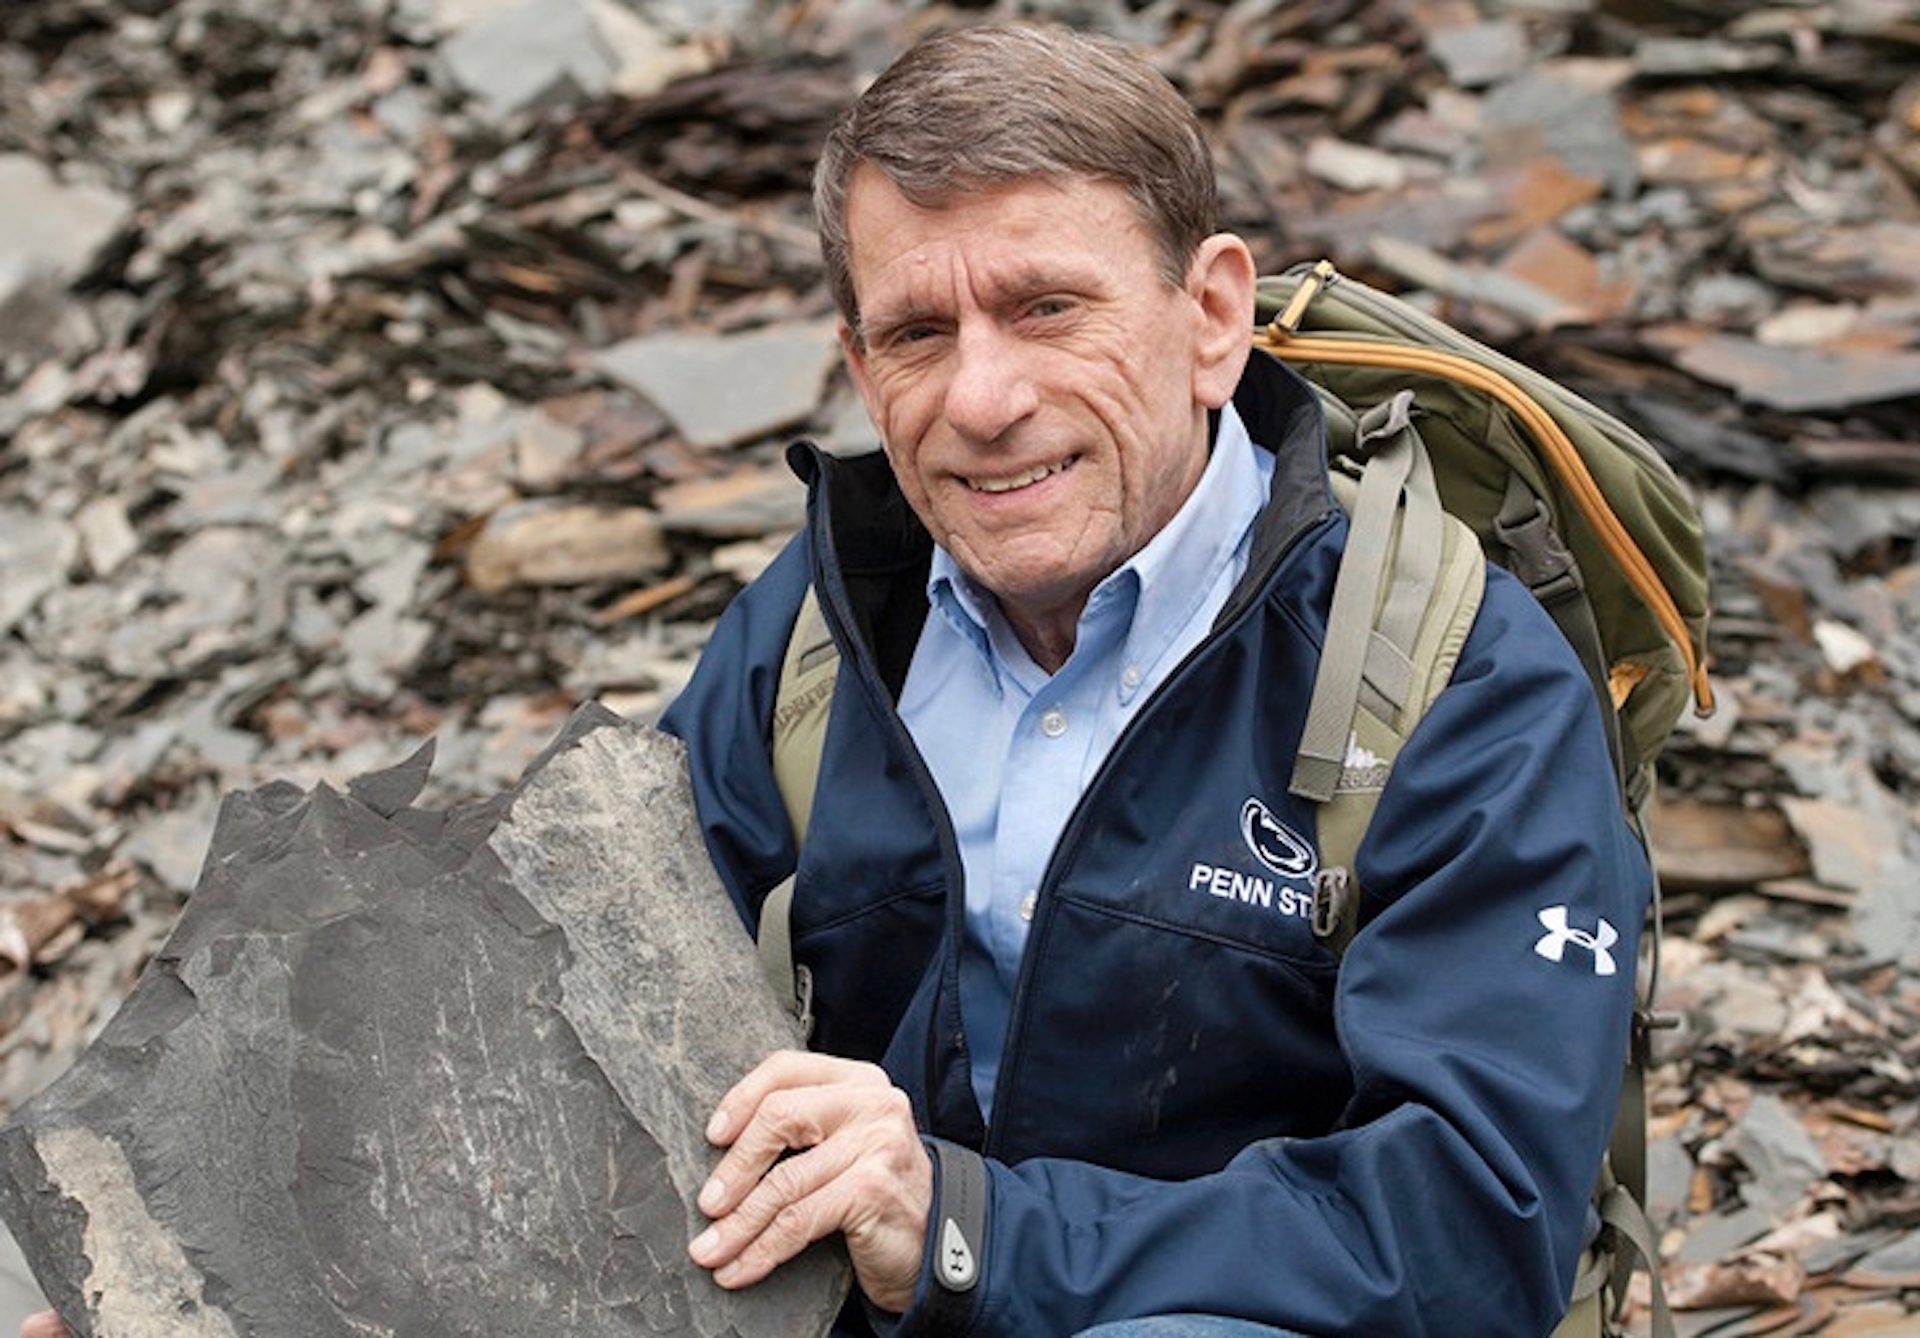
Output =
[{"x1": 1270, "y1": 259, "x2": 1340, "y2": 340}]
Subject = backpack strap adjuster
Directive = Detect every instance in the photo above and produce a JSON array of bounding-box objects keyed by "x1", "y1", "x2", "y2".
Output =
[{"x1": 1351, "y1": 390, "x2": 1417, "y2": 461}]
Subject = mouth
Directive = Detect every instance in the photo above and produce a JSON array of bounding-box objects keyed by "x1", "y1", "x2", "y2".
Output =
[{"x1": 963, "y1": 456, "x2": 1076, "y2": 495}]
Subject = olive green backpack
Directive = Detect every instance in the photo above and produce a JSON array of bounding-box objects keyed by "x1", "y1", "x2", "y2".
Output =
[{"x1": 762, "y1": 260, "x2": 1710, "y2": 1338}]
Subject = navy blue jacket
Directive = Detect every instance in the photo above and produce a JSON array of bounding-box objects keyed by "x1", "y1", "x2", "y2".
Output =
[{"x1": 661, "y1": 353, "x2": 1651, "y2": 1336}]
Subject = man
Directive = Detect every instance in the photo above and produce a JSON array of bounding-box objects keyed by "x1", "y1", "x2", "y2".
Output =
[
  {"x1": 21, "y1": 22, "x2": 1648, "y2": 1338},
  {"x1": 663, "y1": 22, "x2": 1649, "y2": 1338}
]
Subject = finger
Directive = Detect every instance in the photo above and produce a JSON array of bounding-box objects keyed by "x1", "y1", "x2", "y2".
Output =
[
  {"x1": 706, "y1": 1051, "x2": 888, "y2": 1146},
  {"x1": 705, "y1": 1158, "x2": 868, "y2": 1290},
  {"x1": 20, "y1": 1313, "x2": 69, "y2": 1338},
  {"x1": 688, "y1": 1136, "x2": 859, "y2": 1274},
  {"x1": 699, "y1": 1081, "x2": 865, "y2": 1219}
]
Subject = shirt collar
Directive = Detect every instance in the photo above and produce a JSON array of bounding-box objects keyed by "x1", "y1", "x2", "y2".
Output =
[{"x1": 924, "y1": 402, "x2": 1267, "y2": 693}]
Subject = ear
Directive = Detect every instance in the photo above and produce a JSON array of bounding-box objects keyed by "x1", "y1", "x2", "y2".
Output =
[{"x1": 1185, "y1": 233, "x2": 1257, "y2": 411}]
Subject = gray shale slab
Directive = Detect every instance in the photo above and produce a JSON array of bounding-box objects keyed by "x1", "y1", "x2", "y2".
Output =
[{"x1": 0, "y1": 706, "x2": 847, "y2": 1337}]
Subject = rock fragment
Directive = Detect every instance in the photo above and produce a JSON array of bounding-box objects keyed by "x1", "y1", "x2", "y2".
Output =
[
  {"x1": 465, "y1": 502, "x2": 671, "y2": 592},
  {"x1": 0, "y1": 156, "x2": 129, "y2": 304},
  {"x1": 593, "y1": 320, "x2": 840, "y2": 450},
  {"x1": 0, "y1": 709, "x2": 848, "y2": 1337},
  {"x1": 0, "y1": 510, "x2": 77, "y2": 638}
]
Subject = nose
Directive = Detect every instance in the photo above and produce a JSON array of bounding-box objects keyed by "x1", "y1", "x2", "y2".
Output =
[{"x1": 942, "y1": 322, "x2": 1039, "y2": 444}]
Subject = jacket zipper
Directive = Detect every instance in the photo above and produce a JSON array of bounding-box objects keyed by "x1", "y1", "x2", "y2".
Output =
[
  {"x1": 802, "y1": 477, "x2": 981, "y2": 1144},
  {"x1": 982, "y1": 507, "x2": 1341, "y2": 1155}
]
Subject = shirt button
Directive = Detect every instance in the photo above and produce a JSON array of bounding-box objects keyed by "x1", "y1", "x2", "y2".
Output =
[
  {"x1": 1121, "y1": 664, "x2": 1142, "y2": 690},
  {"x1": 1018, "y1": 891, "x2": 1037, "y2": 921},
  {"x1": 1039, "y1": 708, "x2": 1068, "y2": 738}
]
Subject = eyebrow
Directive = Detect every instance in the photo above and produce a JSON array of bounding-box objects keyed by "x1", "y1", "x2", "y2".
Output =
[{"x1": 864, "y1": 261, "x2": 1105, "y2": 341}]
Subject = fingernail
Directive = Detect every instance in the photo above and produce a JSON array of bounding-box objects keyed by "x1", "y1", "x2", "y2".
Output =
[
  {"x1": 690, "y1": 1227, "x2": 719, "y2": 1261},
  {"x1": 706, "y1": 1108, "x2": 729, "y2": 1142},
  {"x1": 715, "y1": 1262, "x2": 741, "y2": 1288},
  {"x1": 697, "y1": 1176, "x2": 725, "y2": 1214}
]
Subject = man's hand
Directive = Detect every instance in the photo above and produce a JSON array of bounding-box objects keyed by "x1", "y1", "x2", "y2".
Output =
[
  {"x1": 687, "y1": 1051, "x2": 931, "y2": 1314},
  {"x1": 19, "y1": 1312, "x2": 66, "y2": 1338}
]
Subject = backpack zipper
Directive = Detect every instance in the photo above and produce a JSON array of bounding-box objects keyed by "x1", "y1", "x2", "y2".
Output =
[
  {"x1": 1255, "y1": 319, "x2": 1713, "y2": 715},
  {"x1": 1272, "y1": 262, "x2": 1689, "y2": 492}
]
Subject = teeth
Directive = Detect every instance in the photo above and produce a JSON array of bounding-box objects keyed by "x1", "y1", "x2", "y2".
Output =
[{"x1": 969, "y1": 460, "x2": 1068, "y2": 494}]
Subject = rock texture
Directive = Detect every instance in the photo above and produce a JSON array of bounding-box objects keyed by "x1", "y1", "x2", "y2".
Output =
[{"x1": 0, "y1": 706, "x2": 846, "y2": 1337}]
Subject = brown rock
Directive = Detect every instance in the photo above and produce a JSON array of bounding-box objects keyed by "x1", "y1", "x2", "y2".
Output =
[{"x1": 466, "y1": 503, "x2": 670, "y2": 593}]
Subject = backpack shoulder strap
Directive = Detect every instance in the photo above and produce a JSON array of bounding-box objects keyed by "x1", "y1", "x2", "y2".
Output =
[
  {"x1": 771, "y1": 583, "x2": 839, "y2": 841},
  {"x1": 1295, "y1": 390, "x2": 1485, "y2": 956},
  {"x1": 759, "y1": 583, "x2": 840, "y2": 1037}
]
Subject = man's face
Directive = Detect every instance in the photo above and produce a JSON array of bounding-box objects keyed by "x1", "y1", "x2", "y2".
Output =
[{"x1": 840, "y1": 168, "x2": 1245, "y2": 628}]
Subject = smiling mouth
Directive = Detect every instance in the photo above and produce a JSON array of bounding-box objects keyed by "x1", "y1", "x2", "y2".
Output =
[{"x1": 964, "y1": 457, "x2": 1075, "y2": 494}]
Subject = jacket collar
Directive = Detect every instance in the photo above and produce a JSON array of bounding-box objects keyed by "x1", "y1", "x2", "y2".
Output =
[{"x1": 785, "y1": 349, "x2": 1334, "y2": 690}]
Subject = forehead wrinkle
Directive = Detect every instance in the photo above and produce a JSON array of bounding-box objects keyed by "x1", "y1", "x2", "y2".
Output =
[{"x1": 875, "y1": 255, "x2": 1107, "y2": 336}]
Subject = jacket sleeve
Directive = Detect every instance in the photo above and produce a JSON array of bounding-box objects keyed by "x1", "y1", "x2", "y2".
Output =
[
  {"x1": 896, "y1": 573, "x2": 1652, "y2": 1337},
  {"x1": 657, "y1": 532, "x2": 812, "y2": 932}
]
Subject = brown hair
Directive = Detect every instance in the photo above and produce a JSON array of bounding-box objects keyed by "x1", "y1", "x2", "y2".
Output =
[{"x1": 814, "y1": 23, "x2": 1219, "y2": 339}]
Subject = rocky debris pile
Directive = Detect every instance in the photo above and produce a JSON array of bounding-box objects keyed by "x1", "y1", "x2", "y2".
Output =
[
  {"x1": 0, "y1": 709, "x2": 847, "y2": 1337},
  {"x1": 0, "y1": 0, "x2": 1916, "y2": 1332}
]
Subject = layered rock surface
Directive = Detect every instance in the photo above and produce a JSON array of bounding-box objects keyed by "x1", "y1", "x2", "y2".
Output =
[{"x1": 0, "y1": 706, "x2": 846, "y2": 1337}]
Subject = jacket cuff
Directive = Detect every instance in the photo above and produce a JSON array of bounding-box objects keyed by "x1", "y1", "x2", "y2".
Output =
[{"x1": 896, "y1": 1137, "x2": 989, "y2": 1336}]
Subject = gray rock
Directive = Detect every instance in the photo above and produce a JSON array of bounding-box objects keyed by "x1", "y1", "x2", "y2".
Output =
[
  {"x1": 1851, "y1": 1226, "x2": 1920, "y2": 1278},
  {"x1": 0, "y1": 509, "x2": 78, "y2": 638},
  {"x1": 1673, "y1": 1202, "x2": 1773, "y2": 1265},
  {"x1": 1646, "y1": 1134, "x2": 1695, "y2": 1229},
  {"x1": 1731, "y1": 1094, "x2": 1827, "y2": 1215},
  {"x1": 0, "y1": 708, "x2": 847, "y2": 1336},
  {"x1": 1683, "y1": 273, "x2": 1778, "y2": 328},
  {"x1": 440, "y1": 0, "x2": 635, "y2": 121},
  {"x1": 1635, "y1": 37, "x2": 1784, "y2": 78},
  {"x1": 1479, "y1": 70, "x2": 1638, "y2": 198},
  {"x1": 1675, "y1": 335, "x2": 1920, "y2": 413},
  {"x1": 1853, "y1": 862, "x2": 1920, "y2": 973},
  {"x1": 341, "y1": 604, "x2": 434, "y2": 696},
  {"x1": 73, "y1": 499, "x2": 139, "y2": 579},
  {"x1": 0, "y1": 156, "x2": 130, "y2": 305},
  {"x1": 1427, "y1": 21, "x2": 1531, "y2": 89},
  {"x1": 595, "y1": 320, "x2": 841, "y2": 450},
  {"x1": 118, "y1": 795, "x2": 220, "y2": 895}
]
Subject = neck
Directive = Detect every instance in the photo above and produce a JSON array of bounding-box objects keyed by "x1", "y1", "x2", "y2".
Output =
[{"x1": 1001, "y1": 593, "x2": 1086, "y2": 675}]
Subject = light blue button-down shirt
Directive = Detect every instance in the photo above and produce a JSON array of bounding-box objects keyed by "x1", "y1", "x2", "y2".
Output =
[{"x1": 898, "y1": 404, "x2": 1277, "y2": 1118}]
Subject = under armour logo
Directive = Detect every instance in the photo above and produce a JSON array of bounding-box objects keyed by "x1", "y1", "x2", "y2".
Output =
[
  {"x1": 938, "y1": 1217, "x2": 977, "y2": 1290},
  {"x1": 1534, "y1": 906, "x2": 1618, "y2": 976}
]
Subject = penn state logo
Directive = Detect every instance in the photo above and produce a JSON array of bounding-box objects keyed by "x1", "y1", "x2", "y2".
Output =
[{"x1": 1240, "y1": 797, "x2": 1318, "y2": 881}]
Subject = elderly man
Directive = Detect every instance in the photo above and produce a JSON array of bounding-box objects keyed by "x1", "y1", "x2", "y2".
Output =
[
  {"x1": 663, "y1": 21, "x2": 1649, "y2": 1338},
  {"x1": 21, "y1": 22, "x2": 1647, "y2": 1338}
]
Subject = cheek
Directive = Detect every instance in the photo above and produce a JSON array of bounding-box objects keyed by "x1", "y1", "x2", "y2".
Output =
[{"x1": 868, "y1": 369, "x2": 939, "y2": 457}]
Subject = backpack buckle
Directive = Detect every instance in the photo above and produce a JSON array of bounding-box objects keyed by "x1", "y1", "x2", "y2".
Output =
[
  {"x1": 1494, "y1": 481, "x2": 1583, "y2": 599},
  {"x1": 1311, "y1": 866, "x2": 1352, "y2": 944},
  {"x1": 794, "y1": 963, "x2": 816, "y2": 1043},
  {"x1": 1632, "y1": 1006, "x2": 1679, "y2": 1064}
]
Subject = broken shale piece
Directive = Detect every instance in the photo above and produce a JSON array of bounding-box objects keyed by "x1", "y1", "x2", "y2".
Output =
[{"x1": 0, "y1": 705, "x2": 848, "y2": 1337}]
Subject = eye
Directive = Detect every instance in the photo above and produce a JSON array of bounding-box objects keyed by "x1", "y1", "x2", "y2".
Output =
[
  {"x1": 1025, "y1": 296, "x2": 1076, "y2": 320},
  {"x1": 878, "y1": 321, "x2": 946, "y2": 353}
]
